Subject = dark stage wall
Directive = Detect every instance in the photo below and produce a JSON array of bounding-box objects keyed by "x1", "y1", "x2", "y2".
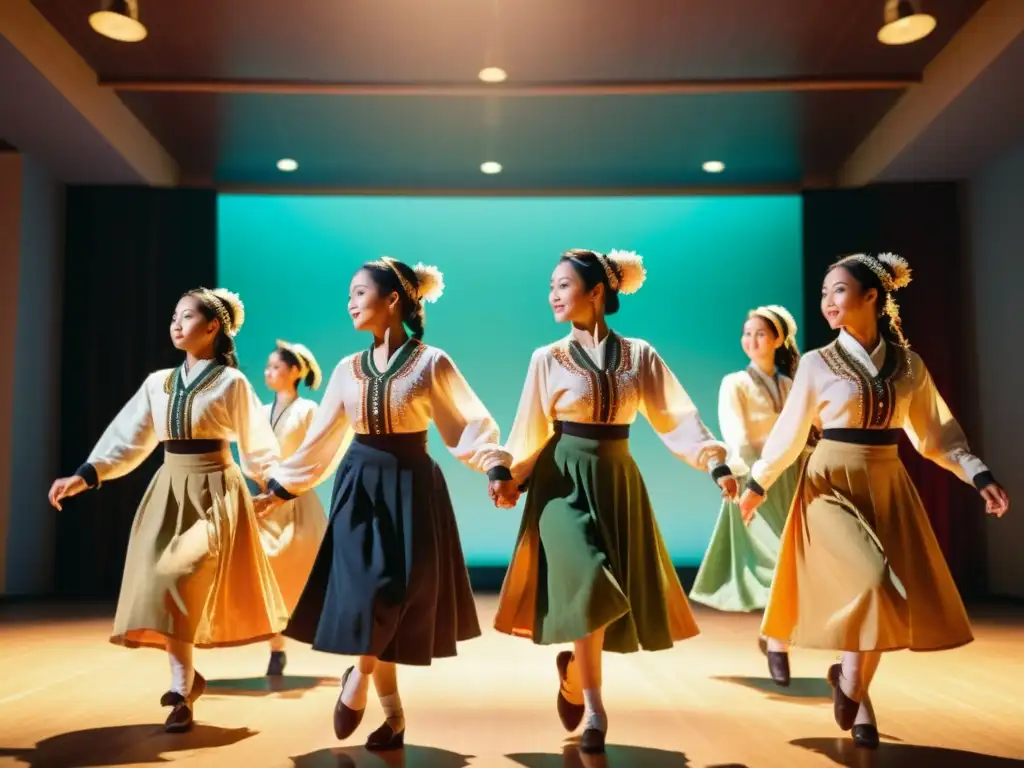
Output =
[{"x1": 48, "y1": 184, "x2": 984, "y2": 599}]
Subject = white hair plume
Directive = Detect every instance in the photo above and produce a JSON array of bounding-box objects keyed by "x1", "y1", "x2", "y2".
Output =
[
  {"x1": 877, "y1": 252, "x2": 912, "y2": 291},
  {"x1": 210, "y1": 288, "x2": 245, "y2": 336},
  {"x1": 413, "y1": 263, "x2": 445, "y2": 303},
  {"x1": 606, "y1": 249, "x2": 647, "y2": 295}
]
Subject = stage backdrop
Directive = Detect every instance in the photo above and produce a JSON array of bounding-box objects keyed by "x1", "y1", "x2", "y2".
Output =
[{"x1": 218, "y1": 194, "x2": 802, "y2": 567}]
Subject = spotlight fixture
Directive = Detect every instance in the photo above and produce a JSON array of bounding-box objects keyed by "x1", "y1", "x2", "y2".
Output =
[
  {"x1": 478, "y1": 67, "x2": 508, "y2": 83},
  {"x1": 878, "y1": 0, "x2": 936, "y2": 45},
  {"x1": 480, "y1": 161, "x2": 503, "y2": 174},
  {"x1": 277, "y1": 158, "x2": 298, "y2": 172},
  {"x1": 89, "y1": 0, "x2": 147, "y2": 42},
  {"x1": 702, "y1": 160, "x2": 725, "y2": 174}
]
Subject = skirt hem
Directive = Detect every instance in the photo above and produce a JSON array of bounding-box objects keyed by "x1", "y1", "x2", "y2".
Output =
[{"x1": 110, "y1": 630, "x2": 282, "y2": 651}]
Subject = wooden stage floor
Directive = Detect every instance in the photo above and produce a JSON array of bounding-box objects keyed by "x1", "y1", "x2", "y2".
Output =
[{"x1": 1, "y1": 595, "x2": 1023, "y2": 768}]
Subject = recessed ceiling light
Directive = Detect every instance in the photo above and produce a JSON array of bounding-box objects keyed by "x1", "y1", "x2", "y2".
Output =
[
  {"x1": 702, "y1": 160, "x2": 725, "y2": 173},
  {"x1": 89, "y1": 0, "x2": 147, "y2": 42},
  {"x1": 480, "y1": 161, "x2": 502, "y2": 174},
  {"x1": 478, "y1": 67, "x2": 507, "y2": 83},
  {"x1": 277, "y1": 158, "x2": 298, "y2": 172},
  {"x1": 878, "y1": 0, "x2": 936, "y2": 45}
]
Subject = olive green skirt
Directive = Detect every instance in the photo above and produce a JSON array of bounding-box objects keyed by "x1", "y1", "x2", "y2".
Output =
[{"x1": 494, "y1": 431, "x2": 699, "y2": 653}]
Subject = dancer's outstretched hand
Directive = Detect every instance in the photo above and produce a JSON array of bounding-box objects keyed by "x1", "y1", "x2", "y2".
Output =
[
  {"x1": 48, "y1": 476, "x2": 87, "y2": 511},
  {"x1": 253, "y1": 492, "x2": 284, "y2": 519},
  {"x1": 718, "y1": 475, "x2": 738, "y2": 500},
  {"x1": 981, "y1": 483, "x2": 1010, "y2": 518},
  {"x1": 738, "y1": 488, "x2": 764, "y2": 525},
  {"x1": 489, "y1": 479, "x2": 520, "y2": 509}
]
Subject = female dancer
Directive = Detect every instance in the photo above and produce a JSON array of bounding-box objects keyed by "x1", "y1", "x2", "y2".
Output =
[
  {"x1": 47, "y1": 287, "x2": 289, "y2": 733},
  {"x1": 246, "y1": 340, "x2": 335, "y2": 676},
  {"x1": 252, "y1": 257, "x2": 515, "y2": 750},
  {"x1": 690, "y1": 305, "x2": 809, "y2": 686},
  {"x1": 739, "y1": 253, "x2": 1010, "y2": 749},
  {"x1": 492, "y1": 249, "x2": 738, "y2": 755}
]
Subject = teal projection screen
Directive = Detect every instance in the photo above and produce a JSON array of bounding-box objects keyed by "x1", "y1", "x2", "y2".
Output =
[{"x1": 218, "y1": 194, "x2": 803, "y2": 566}]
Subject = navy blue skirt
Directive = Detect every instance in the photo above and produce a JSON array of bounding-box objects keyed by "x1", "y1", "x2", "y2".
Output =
[{"x1": 283, "y1": 433, "x2": 481, "y2": 665}]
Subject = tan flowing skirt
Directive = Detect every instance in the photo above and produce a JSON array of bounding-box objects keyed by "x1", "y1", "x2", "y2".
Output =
[
  {"x1": 257, "y1": 490, "x2": 328, "y2": 612},
  {"x1": 761, "y1": 439, "x2": 973, "y2": 652},
  {"x1": 111, "y1": 448, "x2": 290, "y2": 650}
]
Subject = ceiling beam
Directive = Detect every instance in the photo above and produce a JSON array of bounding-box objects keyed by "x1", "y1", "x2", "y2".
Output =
[
  {"x1": 0, "y1": 0, "x2": 178, "y2": 186},
  {"x1": 839, "y1": 0, "x2": 1024, "y2": 188},
  {"x1": 102, "y1": 75, "x2": 921, "y2": 97},
  {"x1": 216, "y1": 183, "x2": 802, "y2": 197}
]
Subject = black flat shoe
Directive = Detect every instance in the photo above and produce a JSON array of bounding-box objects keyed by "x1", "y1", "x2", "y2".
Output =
[
  {"x1": 852, "y1": 723, "x2": 879, "y2": 749},
  {"x1": 556, "y1": 651, "x2": 584, "y2": 732},
  {"x1": 164, "y1": 702, "x2": 194, "y2": 733},
  {"x1": 160, "y1": 671, "x2": 206, "y2": 707},
  {"x1": 767, "y1": 651, "x2": 791, "y2": 687},
  {"x1": 333, "y1": 667, "x2": 365, "y2": 740},
  {"x1": 266, "y1": 650, "x2": 287, "y2": 676},
  {"x1": 579, "y1": 728, "x2": 606, "y2": 755},
  {"x1": 365, "y1": 721, "x2": 405, "y2": 751},
  {"x1": 826, "y1": 663, "x2": 860, "y2": 731}
]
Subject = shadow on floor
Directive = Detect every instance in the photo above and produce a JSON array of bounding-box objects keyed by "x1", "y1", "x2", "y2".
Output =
[
  {"x1": 205, "y1": 674, "x2": 340, "y2": 699},
  {"x1": 0, "y1": 723, "x2": 257, "y2": 767},
  {"x1": 713, "y1": 675, "x2": 833, "y2": 704},
  {"x1": 507, "y1": 743, "x2": 699, "y2": 768},
  {"x1": 792, "y1": 736, "x2": 1024, "y2": 767},
  {"x1": 291, "y1": 745, "x2": 474, "y2": 768}
]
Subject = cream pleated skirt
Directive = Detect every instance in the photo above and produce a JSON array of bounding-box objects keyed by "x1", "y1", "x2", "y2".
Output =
[
  {"x1": 762, "y1": 438, "x2": 973, "y2": 652},
  {"x1": 111, "y1": 447, "x2": 290, "y2": 650},
  {"x1": 256, "y1": 490, "x2": 328, "y2": 612}
]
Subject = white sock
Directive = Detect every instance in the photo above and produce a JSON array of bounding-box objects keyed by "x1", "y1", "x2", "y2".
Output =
[
  {"x1": 341, "y1": 667, "x2": 369, "y2": 710},
  {"x1": 766, "y1": 637, "x2": 789, "y2": 653},
  {"x1": 582, "y1": 688, "x2": 607, "y2": 733},
  {"x1": 379, "y1": 692, "x2": 405, "y2": 733},
  {"x1": 269, "y1": 634, "x2": 286, "y2": 652},
  {"x1": 167, "y1": 640, "x2": 195, "y2": 697}
]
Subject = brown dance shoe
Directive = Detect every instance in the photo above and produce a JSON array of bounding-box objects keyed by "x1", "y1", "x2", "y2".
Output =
[
  {"x1": 164, "y1": 702, "x2": 194, "y2": 733},
  {"x1": 767, "y1": 651, "x2": 791, "y2": 687},
  {"x1": 556, "y1": 651, "x2": 584, "y2": 732},
  {"x1": 852, "y1": 723, "x2": 879, "y2": 749},
  {"x1": 579, "y1": 728, "x2": 606, "y2": 755},
  {"x1": 159, "y1": 671, "x2": 206, "y2": 708},
  {"x1": 333, "y1": 667, "x2": 365, "y2": 740},
  {"x1": 826, "y1": 663, "x2": 860, "y2": 731},
  {"x1": 365, "y1": 721, "x2": 405, "y2": 751}
]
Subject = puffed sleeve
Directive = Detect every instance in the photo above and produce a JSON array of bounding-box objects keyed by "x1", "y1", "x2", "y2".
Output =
[
  {"x1": 749, "y1": 352, "x2": 819, "y2": 495},
  {"x1": 430, "y1": 352, "x2": 512, "y2": 480},
  {"x1": 75, "y1": 377, "x2": 159, "y2": 487},
  {"x1": 232, "y1": 376, "x2": 281, "y2": 490},
  {"x1": 904, "y1": 354, "x2": 993, "y2": 488},
  {"x1": 718, "y1": 374, "x2": 755, "y2": 477},
  {"x1": 638, "y1": 343, "x2": 731, "y2": 479},
  {"x1": 267, "y1": 359, "x2": 353, "y2": 499},
  {"x1": 504, "y1": 347, "x2": 555, "y2": 487}
]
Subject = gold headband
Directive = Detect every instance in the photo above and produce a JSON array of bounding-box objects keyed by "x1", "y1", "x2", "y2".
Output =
[
  {"x1": 197, "y1": 290, "x2": 235, "y2": 336},
  {"x1": 753, "y1": 308, "x2": 785, "y2": 340},
  {"x1": 379, "y1": 257, "x2": 418, "y2": 304},
  {"x1": 593, "y1": 253, "x2": 621, "y2": 291}
]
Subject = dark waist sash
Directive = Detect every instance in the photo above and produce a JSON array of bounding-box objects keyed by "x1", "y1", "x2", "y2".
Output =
[
  {"x1": 164, "y1": 439, "x2": 230, "y2": 455},
  {"x1": 821, "y1": 428, "x2": 901, "y2": 446},
  {"x1": 354, "y1": 431, "x2": 430, "y2": 454},
  {"x1": 554, "y1": 420, "x2": 630, "y2": 441}
]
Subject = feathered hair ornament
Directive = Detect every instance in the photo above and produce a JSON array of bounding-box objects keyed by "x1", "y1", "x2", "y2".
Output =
[
  {"x1": 412, "y1": 263, "x2": 445, "y2": 303},
  {"x1": 604, "y1": 249, "x2": 647, "y2": 295}
]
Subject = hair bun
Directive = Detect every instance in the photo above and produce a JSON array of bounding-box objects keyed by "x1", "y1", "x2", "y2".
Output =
[
  {"x1": 412, "y1": 263, "x2": 445, "y2": 303},
  {"x1": 606, "y1": 249, "x2": 647, "y2": 295},
  {"x1": 210, "y1": 288, "x2": 245, "y2": 336},
  {"x1": 876, "y1": 253, "x2": 912, "y2": 291}
]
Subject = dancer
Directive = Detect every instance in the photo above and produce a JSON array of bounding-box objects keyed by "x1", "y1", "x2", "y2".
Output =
[
  {"x1": 245, "y1": 340, "x2": 339, "y2": 676},
  {"x1": 689, "y1": 305, "x2": 811, "y2": 686},
  {"x1": 47, "y1": 287, "x2": 289, "y2": 733},
  {"x1": 252, "y1": 257, "x2": 514, "y2": 751},
  {"x1": 492, "y1": 249, "x2": 738, "y2": 755},
  {"x1": 739, "y1": 253, "x2": 1009, "y2": 749}
]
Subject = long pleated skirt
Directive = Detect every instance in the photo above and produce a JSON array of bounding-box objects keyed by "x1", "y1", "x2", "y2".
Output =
[
  {"x1": 111, "y1": 446, "x2": 289, "y2": 650},
  {"x1": 256, "y1": 490, "x2": 329, "y2": 612},
  {"x1": 689, "y1": 460, "x2": 803, "y2": 612},
  {"x1": 494, "y1": 425, "x2": 700, "y2": 653},
  {"x1": 283, "y1": 433, "x2": 481, "y2": 665},
  {"x1": 762, "y1": 437, "x2": 974, "y2": 652}
]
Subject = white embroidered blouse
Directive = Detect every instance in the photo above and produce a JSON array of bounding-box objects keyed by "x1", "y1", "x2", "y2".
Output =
[
  {"x1": 503, "y1": 331, "x2": 730, "y2": 485},
  {"x1": 718, "y1": 365, "x2": 794, "y2": 476},
  {"x1": 750, "y1": 330, "x2": 991, "y2": 493}
]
